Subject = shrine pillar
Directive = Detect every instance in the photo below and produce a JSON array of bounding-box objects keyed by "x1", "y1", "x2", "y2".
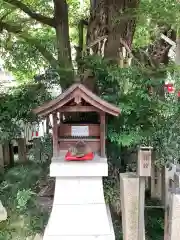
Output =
[{"x1": 52, "y1": 112, "x2": 59, "y2": 158}]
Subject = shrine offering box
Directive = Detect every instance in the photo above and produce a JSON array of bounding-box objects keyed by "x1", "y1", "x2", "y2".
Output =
[{"x1": 33, "y1": 83, "x2": 120, "y2": 159}]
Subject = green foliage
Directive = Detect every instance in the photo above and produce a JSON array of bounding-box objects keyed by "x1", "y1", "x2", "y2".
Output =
[
  {"x1": 0, "y1": 0, "x2": 56, "y2": 80},
  {"x1": 2, "y1": 31, "x2": 55, "y2": 81},
  {"x1": 104, "y1": 177, "x2": 120, "y2": 205},
  {"x1": 82, "y1": 56, "x2": 180, "y2": 166},
  {"x1": 145, "y1": 208, "x2": 164, "y2": 240},
  {"x1": 113, "y1": 219, "x2": 123, "y2": 240},
  {"x1": 139, "y1": 0, "x2": 180, "y2": 27},
  {"x1": 111, "y1": 198, "x2": 164, "y2": 240},
  {"x1": 133, "y1": 0, "x2": 180, "y2": 48},
  {"x1": 0, "y1": 0, "x2": 90, "y2": 80},
  {"x1": 0, "y1": 82, "x2": 51, "y2": 142},
  {"x1": 0, "y1": 163, "x2": 42, "y2": 205},
  {"x1": 0, "y1": 0, "x2": 179, "y2": 80},
  {"x1": 16, "y1": 189, "x2": 35, "y2": 211},
  {"x1": 0, "y1": 161, "x2": 49, "y2": 239}
]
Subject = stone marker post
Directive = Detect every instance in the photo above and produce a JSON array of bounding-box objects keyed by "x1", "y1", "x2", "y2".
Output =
[
  {"x1": 120, "y1": 146, "x2": 152, "y2": 240},
  {"x1": 137, "y1": 146, "x2": 152, "y2": 240},
  {"x1": 168, "y1": 188, "x2": 180, "y2": 240},
  {"x1": 120, "y1": 173, "x2": 140, "y2": 240}
]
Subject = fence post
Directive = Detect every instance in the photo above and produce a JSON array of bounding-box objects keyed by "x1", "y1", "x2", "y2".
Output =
[
  {"x1": 17, "y1": 138, "x2": 27, "y2": 162},
  {"x1": 0, "y1": 144, "x2": 4, "y2": 171},
  {"x1": 3, "y1": 141, "x2": 10, "y2": 166},
  {"x1": 9, "y1": 143, "x2": 14, "y2": 166},
  {"x1": 33, "y1": 138, "x2": 41, "y2": 161}
]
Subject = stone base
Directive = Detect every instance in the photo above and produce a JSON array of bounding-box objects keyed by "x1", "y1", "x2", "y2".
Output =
[
  {"x1": 43, "y1": 204, "x2": 114, "y2": 240},
  {"x1": 43, "y1": 175, "x2": 115, "y2": 240}
]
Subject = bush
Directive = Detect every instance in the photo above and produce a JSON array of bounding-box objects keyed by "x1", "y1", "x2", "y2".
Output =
[{"x1": 0, "y1": 160, "x2": 50, "y2": 239}]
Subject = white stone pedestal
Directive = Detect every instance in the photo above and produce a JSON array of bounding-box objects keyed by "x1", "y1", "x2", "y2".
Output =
[{"x1": 43, "y1": 154, "x2": 115, "y2": 240}]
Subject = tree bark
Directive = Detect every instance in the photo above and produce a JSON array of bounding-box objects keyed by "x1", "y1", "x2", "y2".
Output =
[
  {"x1": 53, "y1": 0, "x2": 74, "y2": 89},
  {"x1": 0, "y1": 144, "x2": 4, "y2": 171},
  {"x1": 3, "y1": 141, "x2": 10, "y2": 166},
  {"x1": 87, "y1": 0, "x2": 140, "y2": 60},
  {"x1": 53, "y1": 0, "x2": 72, "y2": 67},
  {"x1": 148, "y1": 27, "x2": 176, "y2": 67}
]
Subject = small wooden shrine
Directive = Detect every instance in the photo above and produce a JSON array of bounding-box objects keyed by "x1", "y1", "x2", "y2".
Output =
[{"x1": 33, "y1": 83, "x2": 120, "y2": 160}]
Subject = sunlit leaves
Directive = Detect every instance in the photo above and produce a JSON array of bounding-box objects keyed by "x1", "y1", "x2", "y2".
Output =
[
  {"x1": 133, "y1": 0, "x2": 180, "y2": 48},
  {"x1": 139, "y1": 0, "x2": 180, "y2": 26}
]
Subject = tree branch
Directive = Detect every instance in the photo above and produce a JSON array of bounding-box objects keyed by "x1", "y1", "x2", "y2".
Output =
[
  {"x1": 0, "y1": 9, "x2": 16, "y2": 21},
  {"x1": 0, "y1": 21, "x2": 22, "y2": 33},
  {"x1": 4, "y1": 0, "x2": 55, "y2": 27},
  {"x1": 0, "y1": 21, "x2": 58, "y2": 69}
]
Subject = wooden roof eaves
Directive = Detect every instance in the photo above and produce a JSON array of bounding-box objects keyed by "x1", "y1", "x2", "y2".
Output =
[
  {"x1": 33, "y1": 83, "x2": 120, "y2": 117},
  {"x1": 35, "y1": 92, "x2": 77, "y2": 117},
  {"x1": 33, "y1": 84, "x2": 78, "y2": 115}
]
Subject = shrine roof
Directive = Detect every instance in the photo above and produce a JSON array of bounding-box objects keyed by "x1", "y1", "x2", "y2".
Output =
[{"x1": 33, "y1": 83, "x2": 120, "y2": 117}]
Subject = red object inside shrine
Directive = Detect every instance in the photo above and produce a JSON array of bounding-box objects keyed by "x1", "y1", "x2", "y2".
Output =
[{"x1": 65, "y1": 151, "x2": 94, "y2": 161}]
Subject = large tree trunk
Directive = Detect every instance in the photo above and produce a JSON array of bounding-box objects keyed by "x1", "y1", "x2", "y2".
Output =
[
  {"x1": 53, "y1": 0, "x2": 72, "y2": 69},
  {"x1": 87, "y1": 0, "x2": 140, "y2": 60}
]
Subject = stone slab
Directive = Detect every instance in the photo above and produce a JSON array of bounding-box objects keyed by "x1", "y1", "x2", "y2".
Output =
[
  {"x1": 169, "y1": 194, "x2": 180, "y2": 240},
  {"x1": 50, "y1": 154, "x2": 108, "y2": 177},
  {"x1": 45, "y1": 204, "x2": 111, "y2": 236}
]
